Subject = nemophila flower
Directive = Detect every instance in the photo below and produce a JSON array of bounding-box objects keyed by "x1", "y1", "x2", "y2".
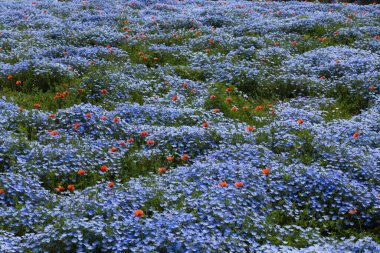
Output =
[
  {"x1": 158, "y1": 167, "x2": 166, "y2": 173},
  {"x1": 15, "y1": 80, "x2": 22, "y2": 85},
  {"x1": 108, "y1": 182, "x2": 115, "y2": 188},
  {"x1": 181, "y1": 154, "x2": 189, "y2": 161},
  {"x1": 33, "y1": 104, "x2": 41, "y2": 109},
  {"x1": 202, "y1": 122, "x2": 209, "y2": 128},
  {"x1": 134, "y1": 209, "x2": 144, "y2": 217},
  {"x1": 262, "y1": 168, "x2": 270, "y2": 175},
  {"x1": 234, "y1": 182, "x2": 244, "y2": 188},
  {"x1": 141, "y1": 131, "x2": 149, "y2": 137},
  {"x1": 111, "y1": 147, "x2": 117, "y2": 152},
  {"x1": 219, "y1": 181, "x2": 227, "y2": 187},
  {"x1": 100, "y1": 165, "x2": 108, "y2": 172},
  {"x1": 146, "y1": 139, "x2": 155, "y2": 146},
  {"x1": 67, "y1": 184, "x2": 75, "y2": 191},
  {"x1": 353, "y1": 132, "x2": 359, "y2": 139}
]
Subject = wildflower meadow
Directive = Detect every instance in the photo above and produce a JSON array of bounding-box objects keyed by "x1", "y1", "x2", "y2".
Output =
[{"x1": 0, "y1": 0, "x2": 380, "y2": 252}]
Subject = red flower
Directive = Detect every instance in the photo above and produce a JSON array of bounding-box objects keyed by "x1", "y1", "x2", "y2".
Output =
[
  {"x1": 106, "y1": 44, "x2": 111, "y2": 49},
  {"x1": 67, "y1": 67, "x2": 73, "y2": 71},
  {"x1": 134, "y1": 209, "x2": 144, "y2": 217},
  {"x1": 374, "y1": 35, "x2": 379, "y2": 40},
  {"x1": 153, "y1": 57, "x2": 159, "y2": 61},
  {"x1": 85, "y1": 113, "x2": 92, "y2": 118},
  {"x1": 274, "y1": 41, "x2": 280, "y2": 46},
  {"x1": 183, "y1": 83, "x2": 188, "y2": 88},
  {"x1": 77, "y1": 169, "x2": 85, "y2": 175},
  {"x1": 16, "y1": 80, "x2": 22, "y2": 85},
  {"x1": 353, "y1": 132, "x2": 359, "y2": 139},
  {"x1": 234, "y1": 182, "x2": 244, "y2": 188},
  {"x1": 18, "y1": 107, "x2": 24, "y2": 112},
  {"x1": 225, "y1": 97, "x2": 232, "y2": 103},
  {"x1": 231, "y1": 106, "x2": 238, "y2": 112},
  {"x1": 119, "y1": 141, "x2": 125, "y2": 146},
  {"x1": 89, "y1": 60, "x2": 95, "y2": 65},
  {"x1": 242, "y1": 106, "x2": 249, "y2": 111},
  {"x1": 246, "y1": 125, "x2": 254, "y2": 131},
  {"x1": 73, "y1": 122, "x2": 80, "y2": 130},
  {"x1": 335, "y1": 60, "x2": 340, "y2": 64},
  {"x1": 111, "y1": 147, "x2": 117, "y2": 152},
  {"x1": 255, "y1": 105, "x2": 263, "y2": 111},
  {"x1": 55, "y1": 185, "x2": 64, "y2": 192},
  {"x1": 181, "y1": 154, "x2": 189, "y2": 161},
  {"x1": 101, "y1": 89, "x2": 107, "y2": 94},
  {"x1": 213, "y1": 109, "x2": 220, "y2": 113},
  {"x1": 141, "y1": 131, "x2": 149, "y2": 137},
  {"x1": 113, "y1": 117, "x2": 119, "y2": 123},
  {"x1": 320, "y1": 76, "x2": 326, "y2": 80},
  {"x1": 369, "y1": 86, "x2": 376, "y2": 91},
  {"x1": 67, "y1": 184, "x2": 75, "y2": 191},
  {"x1": 210, "y1": 95, "x2": 216, "y2": 100},
  {"x1": 100, "y1": 165, "x2": 108, "y2": 172},
  {"x1": 50, "y1": 131, "x2": 59, "y2": 136},
  {"x1": 202, "y1": 122, "x2": 209, "y2": 128},
  {"x1": 7, "y1": 75, "x2": 13, "y2": 80},
  {"x1": 171, "y1": 96, "x2": 177, "y2": 101},
  {"x1": 167, "y1": 156, "x2": 174, "y2": 161},
  {"x1": 291, "y1": 41, "x2": 297, "y2": 46},
  {"x1": 348, "y1": 208, "x2": 357, "y2": 215},
  {"x1": 262, "y1": 168, "x2": 270, "y2": 175},
  {"x1": 49, "y1": 114, "x2": 56, "y2": 118},
  {"x1": 219, "y1": 181, "x2": 227, "y2": 187},
  {"x1": 209, "y1": 39, "x2": 214, "y2": 44},
  {"x1": 101, "y1": 115, "x2": 107, "y2": 120},
  {"x1": 158, "y1": 167, "x2": 166, "y2": 173},
  {"x1": 34, "y1": 104, "x2": 41, "y2": 109},
  {"x1": 297, "y1": 118, "x2": 304, "y2": 124},
  {"x1": 146, "y1": 139, "x2": 155, "y2": 145},
  {"x1": 127, "y1": 138, "x2": 134, "y2": 143},
  {"x1": 108, "y1": 182, "x2": 115, "y2": 188},
  {"x1": 63, "y1": 51, "x2": 68, "y2": 56},
  {"x1": 0, "y1": 188, "x2": 4, "y2": 194},
  {"x1": 226, "y1": 87, "x2": 232, "y2": 92}
]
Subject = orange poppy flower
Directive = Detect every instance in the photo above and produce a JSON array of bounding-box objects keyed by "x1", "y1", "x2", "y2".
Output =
[
  {"x1": 353, "y1": 132, "x2": 359, "y2": 139},
  {"x1": 255, "y1": 105, "x2": 263, "y2": 111},
  {"x1": 67, "y1": 67, "x2": 73, "y2": 71},
  {"x1": 274, "y1": 41, "x2": 280, "y2": 46},
  {"x1": 16, "y1": 80, "x2": 22, "y2": 85},
  {"x1": 101, "y1": 115, "x2": 107, "y2": 120},
  {"x1": 0, "y1": 189, "x2": 4, "y2": 194},
  {"x1": 226, "y1": 87, "x2": 232, "y2": 92},
  {"x1": 246, "y1": 126, "x2": 254, "y2": 131},
  {"x1": 297, "y1": 118, "x2": 304, "y2": 124},
  {"x1": 73, "y1": 122, "x2": 80, "y2": 130},
  {"x1": 67, "y1": 184, "x2": 75, "y2": 191},
  {"x1": 225, "y1": 97, "x2": 232, "y2": 103},
  {"x1": 369, "y1": 86, "x2": 375, "y2": 91},
  {"x1": 335, "y1": 60, "x2": 340, "y2": 64},
  {"x1": 234, "y1": 182, "x2": 244, "y2": 188},
  {"x1": 146, "y1": 139, "x2": 155, "y2": 145},
  {"x1": 183, "y1": 83, "x2": 188, "y2": 88},
  {"x1": 111, "y1": 147, "x2": 117, "y2": 152},
  {"x1": 171, "y1": 96, "x2": 177, "y2": 101},
  {"x1": 242, "y1": 106, "x2": 249, "y2": 111},
  {"x1": 108, "y1": 182, "x2": 115, "y2": 188},
  {"x1": 134, "y1": 209, "x2": 144, "y2": 217},
  {"x1": 100, "y1": 165, "x2": 108, "y2": 172},
  {"x1": 374, "y1": 35, "x2": 379, "y2": 40},
  {"x1": 7, "y1": 75, "x2": 13, "y2": 80},
  {"x1": 119, "y1": 141, "x2": 125, "y2": 146},
  {"x1": 262, "y1": 168, "x2": 270, "y2": 175},
  {"x1": 219, "y1": 181, "x2": 227, "y2": 187},
  {"x1": 77, "y1": 169, "x2": 85, "y2": 175},
  {"x1": 141, "y1": 131, "x2": 149, "y2": 137},
  {"x1": 291, "y1": 41, "x2": 297, "y2": 46},
  {"x1": 181, "y1": 154, "x2": 189, "y2": 161},
  {"x1": 63, "y1": 51, "x2": 68, "y2": 56},
  {"x1": 231, "y1": 106, "x2": 238, "y2": 112},
  {"x1": 210, "y1": 95, "x2": 216, "y2": 100},
  {"x1": 85, "y1": 113, "x2": 92, "y2": 118},
  {"x1": 167, "y1": 156, "x2": 174, "y2": 161},
  {"x1": 55, "y1": 185, "x2": 64, "y2": 192},
  {"x1": 320, "y1": 76, "x2": 326, "y2": 80},
  {"x1": 50, "y1": 131, "x2": 59, "y2": 136},
  {"x1": 158, "y1": 167, "x2": 166, "y2": 173},
  {"x1": 348, "y1": 208, "x2": 357, "y2": 215},
  {"x1": 153, "y1": 57, "x2": 159, "y2": 61},
  {"x1": 213, "y1": 109, "x2": 220, "y2": 113},
  {"x1": 202, "y1": 122, "x2": 209, "y2": 128},
  {"x1": 127, "y1": 138, "x2": 134, "y2": 143},
  {"x1": 18, "y1": 107, "x2": 24, "y2": 112},
  {"x1": 113, "y1": 117, "x2": 119, "y2": 123},
  {"x1": 49, "y1": 114, "x2": 56, "y2": 118},
  {"x1": 89, "y1": 61, "x2": 95, "y2": 65},
  {"x1": 101, "y1": 89, "x2": 107, "y2": 94}
]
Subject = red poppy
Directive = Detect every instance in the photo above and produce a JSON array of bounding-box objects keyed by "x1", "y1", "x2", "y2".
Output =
[
  {"x1": 134, "y1": 209, "x2": 144, "y2": 217},
  {"x1": 16, "y1": 80, "x2": 22, "y2": 85},
  {"x1": 167, "y1": 156, "x2": 174, "y2": 161},
  {"x1": 242, "y1": 106, "x2": 249, "y2": 111},
  {"x1": 226, "y1": 87, "x2": 232, "y2": 92},
  {"x1": 50, "y1": 131, "x2": 59, "y2": 136},
  {"x1": 77, "y1": 169, "x2": 85, "y2": 175},
  {"x1": 274, "y1": 41, "x2": 280, "y2": 46},
  {"x1": 85, "y1": 113, "x2": 92, "y2": 118},
  {"x1": 231, "y1": 106, "x2": 238, "y2": 112},
  {"x1": 113, "y1": 117, "x2": 119, "y2": 123},
  {"x1": 255, "y1": 105, "x2": 264, "y2": 111},
  {"x1": 234, "y1": 182, "x2": 244, "y2": 188},
  {"x1": 291, "y1": 41, "x2": 297, "y2": 46},
  {"x1": 101, "y1": 89, "x2": 107, "y2": 94},
  {"x1": 297, "y1": 118, "x2": 304, "y2": 124},
  {"x1": 246, "y1": 125, "x2": 254, "y2": 131},
  {"x1": 111, "y1": 147, "x2": 117, "y2": 152},
  {"x1": 183, "y1": 83, "x2": 188, "y2": 88},
  {"x1": 55, "y1": 185, "x2": 64, "y2": 192},
  {"x1": 0, "y1": 189, "x2": 4, "y2": 194},
  {"x1": 141, "y1": 131, "x2": 149, "y2": 137},
  {"x1": 369, "y1": 86, "x2": 376, "y2": 91},
  {"x1": 213, "y1": 108, "x2": 220, "y2": 113},
  {"x1": 335, "y1": 60, "x2": 340, "y2": 64},
  {"x1": 158, "y1": 167, "x2": 166, "y2": 173},
  {"x1": 153, "y1": 57, "x2": 159, "y2": 61},
  {"x1": 219, "y1": 181, "x2": 227, "y2": 187},
  {"x1": 101, "y1": 115, "x2": 107, "y2": 120},
  {"x1": 67, "y1": 184, "x2": 75, "y2": 191},
  {"x1": 146, "y1": 139, "x2": 155, "y2": 145},
  {"x1": 353, "y1": 132, "x2": 359, "y2": 139},
  {"x1": 171, "y1": 96, "x2": 177, "y2": 101},
  {"x1": 181, "y1": 154, "x2": 189, "y2": 161},
  {"x1": 262, "y1": 168, "x2": 270, "y2": 175},
  {"x1": 320, "y1": 76, "x2": 326, "y2": 80},
  {"x1": 209, "y1": 39, "x2": 214, "y2": 44},
  {"x1": 89, "y1": 61, "x2": 95, "y2": 65},
  {"x1": 108, "y1": 182, "x2": 115, "y2": 188},
  {"x1": 73, "y1": 122, "x2": 80, "y2": 130},
  {"x1": 202, "y1": 122, "x2": 209, "y2": 128},
  {"x1": 49, "y1": 114, "x2": 56, "y2": 118},
  {"x1": 7, "y1": 75, "x2": 13, "y2": 80},
  {"x1": 100, "y1": 165, "x2": 108, "y2": 172},
  {"x1": 34, "y1": 104, "x2": 41, "y2": 109},
  {"x1": 210, "y1": 95, "x2": 216, "y2": 100},
  {"x1": 18, "y1": 107, "x2": 24, "y2": 112},
  {"x1": 106, "y1": 44, "x2": 111, "y2": 49},
  {"x1": 63, "y1": 51, "x2": 68, "y2": 56},
  {"x1": 67, "y1": 67, "x2": 73, "y2": 71},
  {"x1": 225, "y1": 97, "x2": 232, "y2": 103},
  {"x1": 119, "y1": 141, "x2": 125, "y2": 146},
  {"x1": 374, "y1": 35, "x2": 379, "y2": 40},
  {"x1": 127, "y1": 138, "x2": 134, "y2": 143}
]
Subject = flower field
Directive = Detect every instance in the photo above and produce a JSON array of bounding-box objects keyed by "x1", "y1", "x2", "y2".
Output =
[{"x1": 1, "y1": 0, "x2": 380, "y2": 252}]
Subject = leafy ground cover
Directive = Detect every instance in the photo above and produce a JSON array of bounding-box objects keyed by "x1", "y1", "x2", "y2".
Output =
[{"x1": 0, "y1": 0, "x2": 380, "y2": 252}]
